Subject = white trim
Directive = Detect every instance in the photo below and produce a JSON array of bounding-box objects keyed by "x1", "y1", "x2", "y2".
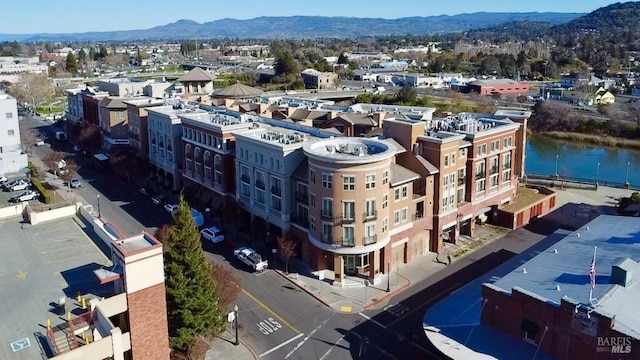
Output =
[
  {"x1": 308, "y1": 234, "x2": 391, "y2": 255},
  {"x1": 391, "y1": 238, "x2": 408, "y2": 248},
  {"x1": 308, "y1": 160, "x2": 391, "y2": 173},
  {"x1": 462, "y1": 213, "x2": 473, "y2": 221},
  {"x1": 442, "y1": 221, "x2": 456, "y2": 229},
  {"x1": 389, "y1": 222, "x2": 413, "y2": 236},
  {"x1": 501, "y1": 197, "x2": 511, "y2": 204}
]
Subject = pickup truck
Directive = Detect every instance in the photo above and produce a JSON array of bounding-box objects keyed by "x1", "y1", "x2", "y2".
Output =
[{"x1": 234, "y1": 247, "x2": 268, "y2": 272}]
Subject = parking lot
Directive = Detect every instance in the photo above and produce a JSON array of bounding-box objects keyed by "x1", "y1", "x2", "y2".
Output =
[{"x1": 0, "y1": 176, "x2": 44, "y2": 208}]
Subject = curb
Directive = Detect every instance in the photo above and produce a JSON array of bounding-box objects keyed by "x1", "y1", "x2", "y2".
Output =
[
  {"x1": 240, "y1": 339, "x2": 259, "y2": 360},
  {"x1": 364, "y1": 275, "x2": 411, "y2": 310},
  {"x1": 273, "y1": 269, "x2": 333, "y2": 309}
]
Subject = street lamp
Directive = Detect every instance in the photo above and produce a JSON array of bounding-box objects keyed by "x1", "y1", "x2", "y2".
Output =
[
  {"x1": 96, "y1": 194, "x2": 101, "y2": 218},
  {"x1": 386, "y1": 261, "x2": 390, "y2": 293},
  {"x1": 596, "y1": 162, "x2": 600, "y2": 187},
  {"x1": 625, "y1": 161, "x2": 631, "y2": 188},
  {"x1": 233, "y1": 304, "x2": 239, "y2": 346},
  {"x1": 554, "y1": 154, "x2": 559, "y2": 178}
]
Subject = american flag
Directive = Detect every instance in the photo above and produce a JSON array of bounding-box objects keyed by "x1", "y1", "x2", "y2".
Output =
[{"x1": 589, "y1": 253, "x2": 596, "y2": 290}]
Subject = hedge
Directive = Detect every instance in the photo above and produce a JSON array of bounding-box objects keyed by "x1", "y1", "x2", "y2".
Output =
[{"x1": 31, "y1": 178, "x2": 52, "y2": 204}]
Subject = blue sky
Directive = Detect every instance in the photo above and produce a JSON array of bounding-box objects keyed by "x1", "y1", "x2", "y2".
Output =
[{"x1": 1, "y1": 0, "x2": 630, "y2": 34}]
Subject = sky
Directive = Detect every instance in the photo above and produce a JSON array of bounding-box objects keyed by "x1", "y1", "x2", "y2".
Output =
[{"x1": 1, "y1": 0, "x2": 632, "y2": 34}]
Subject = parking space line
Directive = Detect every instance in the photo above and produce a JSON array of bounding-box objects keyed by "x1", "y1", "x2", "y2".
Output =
[
  {"x1": 259, "y1": 333, "x2": 304, "y2": 358},
  {"x1": 242, "y1": 288, "x2": 300, "y2": 334}
]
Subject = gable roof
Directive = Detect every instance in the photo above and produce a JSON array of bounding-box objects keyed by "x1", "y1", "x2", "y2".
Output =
[
  {"x1": 99, "y1": 96, "x2": 127, "y2": 109},
  {"x1": 177, "y1": 67, "x2": 216, "y2": 82}
]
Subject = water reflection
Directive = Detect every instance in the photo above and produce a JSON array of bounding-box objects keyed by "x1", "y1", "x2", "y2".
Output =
[{"x1": 526, "y1": 134, "x2": 640, "y2": 187}]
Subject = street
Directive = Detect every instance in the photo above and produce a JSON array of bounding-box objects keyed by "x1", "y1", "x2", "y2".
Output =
[{"x1": 20, "y1": 114, "x2": 556, "y2": 359}]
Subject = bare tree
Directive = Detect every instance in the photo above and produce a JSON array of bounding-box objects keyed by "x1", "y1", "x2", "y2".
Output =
[
  {"x1": 19, "y1": 123, "x2": 40, "y2": 155},
  {"x1": 277, "y1": 235, "x2": 297, "y2": 274},
  {"x1": 10, "y1": 73, "x2": 55, "y2": 109},
  {"x1": 59, "y1": 158, "x2": 79, "y2": 191},
  {"x1": 78, "y1": 123, "x2": 102, "y2": 154},
  {"x1": 42, "y1": 151, "x2": 65, "y2": 175},
  {"x1": 210, "y1": 262, "x2": 241, "y2": 312}
]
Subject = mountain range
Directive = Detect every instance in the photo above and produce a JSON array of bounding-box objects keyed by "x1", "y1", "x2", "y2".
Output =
[{"x1": 0, "y1": 12, "x2": 584, "y2": 42}]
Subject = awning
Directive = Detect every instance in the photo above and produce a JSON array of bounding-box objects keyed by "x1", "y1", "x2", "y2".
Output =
[{"x1": 93, "y1": 264, "x2": 123, "y2": 284}]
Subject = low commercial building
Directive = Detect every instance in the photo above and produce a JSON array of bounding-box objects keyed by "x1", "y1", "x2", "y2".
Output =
[
  {"x1": 466, "y1": 79, "x2": 530, "y2": 96},
  {"x1": 482, "y1": 215, "x2": 640, "y2": 360},
  {"x1": 301, "y1": 69, "x2": 338, "y2": 90}
]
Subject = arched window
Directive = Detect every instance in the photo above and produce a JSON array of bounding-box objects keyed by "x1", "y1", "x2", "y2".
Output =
[
  {"x1": 185, "y1": 144, "x2": 193, "y2": 173},
  {"x1": 204, "y1": 151, "x2": 212, "y2": 180},
  {"x1": 214, "y1": 155, "x2": 222, "y2": 184},
  {"x1": 194, "y1": 147, "x2": 202, "y2": 176}
]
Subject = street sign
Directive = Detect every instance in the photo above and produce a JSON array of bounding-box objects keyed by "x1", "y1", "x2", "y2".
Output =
[{"x1": 10, "y1": 337, "x2": 31, "y2": 352}]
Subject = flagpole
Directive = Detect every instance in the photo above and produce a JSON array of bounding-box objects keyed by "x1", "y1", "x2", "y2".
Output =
[{"x1": 589, "y1": 246, "x2": 597, "y2": 304}]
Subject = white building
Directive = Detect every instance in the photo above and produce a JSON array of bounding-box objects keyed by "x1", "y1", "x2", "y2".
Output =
[
  {"x1": 147, "y1": 104, "x2": 208, "y2": 191},
  {"x1": 0, "y1": 93, "x2": 28, "y2": 174}
]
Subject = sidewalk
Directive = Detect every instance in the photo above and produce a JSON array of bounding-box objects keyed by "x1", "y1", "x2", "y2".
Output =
[{"x1": 205, "y1": 329, "x2": 258, "y2": 360}]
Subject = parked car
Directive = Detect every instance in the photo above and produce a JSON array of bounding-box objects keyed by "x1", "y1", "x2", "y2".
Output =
[
  {"x1": 200, "y1": 226, "x2": 225, "y2": 244},
  {"x1": 152, "y1": 194, "x2": 166, "y2": 205},
  {"x1": 10, "y1": 190, "x2": 39, "y2": 203},
  {"x1": 0, "y1": 175, "x2": 7, "y2": 184},
  {"x1": 164, "y1": 203, "x2": 178, "y2": 214},
  {"x1": 35, "y1": 139, "x2": 45, "y2": 146},
  {"x1": 6, "y1": 179, "x2": 30, "y2": 192},
  {"x1": 234, "y1": 247, "x2": 268, "y2": 272},
  {"x1": 70, "y1": 178, "x2": 81, "y2": 188}
]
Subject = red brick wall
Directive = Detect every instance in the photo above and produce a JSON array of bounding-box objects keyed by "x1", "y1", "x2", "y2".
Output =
[
  {"x1": 482, "y1": 285, "x2": 639, "y2": 360},
  {"x1": 127, "y1": 283, "x2": 170, "y2": 360}
]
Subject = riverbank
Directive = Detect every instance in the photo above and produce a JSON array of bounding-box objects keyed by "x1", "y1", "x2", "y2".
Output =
[{"x1": 532, "y1": 131, "x2": 640, "y2": 150}]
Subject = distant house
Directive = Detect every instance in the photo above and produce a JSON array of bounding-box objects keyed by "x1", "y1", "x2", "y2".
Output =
[
  {"x1": 593, "y1": 86, "x2": 615, "y2": 105},
  {"x1": 560, "y1": 72, "x2": 601, "y2": 89},
  {"x1": 301, "y1": 68, "x2": 338, "y2": 89},
  {"x1": 177, "y1": 67, "x2": 215, "y2": 95}
]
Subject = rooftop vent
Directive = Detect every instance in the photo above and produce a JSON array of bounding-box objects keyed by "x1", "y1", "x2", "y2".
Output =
[{"x1": 611, "y1": 258, "x2": 636, "y2": 287}]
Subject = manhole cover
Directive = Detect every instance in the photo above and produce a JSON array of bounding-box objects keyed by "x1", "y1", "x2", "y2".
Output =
[
  {"x1": 371, "y1": 298, "x2": 378, "y2": 302},
  {"x1": 354, "y1": 320, "x2": 361, "y2": 325}
]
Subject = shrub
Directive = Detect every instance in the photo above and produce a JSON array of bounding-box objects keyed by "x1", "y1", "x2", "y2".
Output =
[{"x1": 31, "y1": 178, "x2": 52, "y2": 204}]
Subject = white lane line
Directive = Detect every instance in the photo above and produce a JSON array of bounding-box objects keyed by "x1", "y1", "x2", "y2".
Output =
[
  {"x1": 410, "y1": 341, "x2": 430, "y2": 354},
  {"x1": 285, "y1": 316, "x2": 332, "y2": 359},
  {"x1": 358, "y1": 312, "x2": 387, "y2": 329},
  {"x1": 348, "y1": 331, "x2": 398, "y2": 360},
  {"x1": 259, "y1": 333, "x2": 304, "y2": 358},
  {"x1": 318, "y1": 333, "x2": 347, "y2": 360}
]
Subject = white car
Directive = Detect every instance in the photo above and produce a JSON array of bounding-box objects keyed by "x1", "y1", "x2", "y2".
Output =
[
  {"x1": 35, "y1": 139, "x2": 45, "y2": 146},
  {"x1": 10, "y1": 190, "x2": 39, "y2": 203},
  {"x1": 0, "y1": 175, "x2": 7, "y2": 184},
  {"x1": 234, "y1": 247, "x2": 268, "y2": 272},
  {"x1": 70, "y1": 178, "x2": 81, "y2": 188},
  {"x1": 200, "y1": 227, "x2": 224, "y2": 243},
  {"x1": 7, "y1": 180, "x2": 30, "y2": 192},
  {"x1": 164, "y1": 203, "x2": 178, "y2": 214}
]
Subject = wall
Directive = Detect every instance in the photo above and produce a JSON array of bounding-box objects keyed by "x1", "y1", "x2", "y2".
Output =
[
  {"x1": 0, "y1": 202, "x2": 26, "y2": 220},
  {"x1": 78, "y1": 204, "x2": 117, "y2": 251},
  {"x1": 28, "y1": 202, "x2": 80, "y2": 225},
  {"x1": 52, "y1": 336, "x2": 115, "y2": 360},
  {"x1": 126, "y1": 283, "x2": 170, "y2": 360}
]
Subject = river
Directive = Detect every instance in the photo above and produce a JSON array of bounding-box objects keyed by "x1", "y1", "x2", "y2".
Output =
[{"x1": 525, "y1": 133, "x2": 640, "y2": 189}]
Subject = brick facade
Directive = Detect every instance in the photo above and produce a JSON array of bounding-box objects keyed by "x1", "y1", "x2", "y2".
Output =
[{"x1": 127, "y1": 283, "x2": 170, "y2": 360}]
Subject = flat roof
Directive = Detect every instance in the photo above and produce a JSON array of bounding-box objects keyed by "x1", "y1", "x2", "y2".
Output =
[
  {"x1": 0, "y1": 216, "x2": 112, "y2": 360},
  {"x1": 113, "y1": 232, "x2": 160, "y2": 254},
  {"x1": 491, "y1": 215, "x2": 640, "y2": 337},
  {"x1": 303, "y1": 138, "x2": 396, "y2": 164}
]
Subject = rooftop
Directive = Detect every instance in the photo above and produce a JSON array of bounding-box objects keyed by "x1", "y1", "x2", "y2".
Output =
[
  {"x1": 147, "y1": 103, "x2": 207, "y2": 119},
  {"x1": 491, "y1": 215, "x2": 640, "y2": 338},
  {"x1": 303, "y1": 137, "x2": 396, "y2": 164},
  {"x1": 0, "y1": 216, "x2": 112, "y2": 360},
  {"x1": 112, "y1": 232, "x2": 161, "y2": 254},
  {"x1": 423, "y1": 112, "x2": 520, "y2": 139},
  {"x1": 469, "y1": 79, "x2": 526, "y2": 86}
]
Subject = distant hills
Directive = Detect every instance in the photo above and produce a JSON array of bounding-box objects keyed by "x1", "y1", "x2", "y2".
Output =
[{"x1": 0, "y1": 12, "x2": 584, "y2": 42}]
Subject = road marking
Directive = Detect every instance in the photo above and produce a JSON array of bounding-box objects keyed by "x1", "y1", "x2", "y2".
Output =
[
  {"x1": 387, "y1": 282, "x2": 460, "y2": 327},
  {"x1": 257, "y1": 318, "x2": 283, "y2": 335},
  {"x1": 340, "y1": 305, "x2": 352, "y2": 313},
  {"x1": 259, "y1": 333, "x2": 304, "y2": 358},
  {"x1": 358, "y1": 312, "x2": 387, "y2": 329},
  {"x1": 285, "y1": 316, "x2": 332, "y2": 359},
  {"x1": 318, "y1": 333, "x2": 347, "y2": 360},
  {"x1": 349, "y1": 332, "x2": 398, "y2": 360},
  {"x1": 242, "y1": 289, "x2": 300, "y2": 334},
  {"x1": 383, "y1": 303, "x2": 410, "y2": 317},
  {"x1": 255, "y1": 269, "x2": 271, "y2": 276}
]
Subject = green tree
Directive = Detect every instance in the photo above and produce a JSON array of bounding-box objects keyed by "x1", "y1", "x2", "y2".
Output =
[
  {"x1": 98, "y1": 46, "x2": 108, "y2": 59},
  {"x1": 164, "y1": 196, "x2": 224, "y2": 350},
  {"x1": 77, "y1": 49, "x2": 87, "y2": 63},
  {"x1": 89, "y1": 47, "x2": 96, "y2": 61},
  {"x1": 274, "y1": 49, "x2": 298, "y2": 77},
  {"x1": 396, "y1": 86, "x2": 418, "y2": 104},
  {"x1": 337, "y1": 53, "x2": 348, "y2": 64},
  {"x1": 66, "y1": 52, "x2": 78, "y2": 74}
]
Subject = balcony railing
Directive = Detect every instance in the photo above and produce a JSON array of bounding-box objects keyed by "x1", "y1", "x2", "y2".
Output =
[
  {"x1": 503, "y1": 162, "x2": 512, "y2": 170},
  {"x1": 321, "y1": 234, "x2": 333, "y2": 244},
  {"x1": 241, "y1": 175, "x2": 250, "y2": 184},
  {"x1": 490, "y1": 166, "x2": 499, "y2": 175},
  {"x1": 256, "y1": 181, "x2": 265, "y2": 190},
  {"x1": 342, "y1": 216, "x2": 355, "y2": 224},
  {"x1": 363, "y1": 210, "x2": 378, "y2": 222},
  {"x1": 291, "y1": 214, "x2": 309, "y2": 228},
  {"x1": 335, "y1": 237, "x2": 355, "y2": 247},
  {"x1": 363, "y1": 235, "x2": 377, "y2": 245},
  {"x1": 296, "y1": 191, "x2": 309, "y2": 203},
  {"x1": 321, "y1": 212, "x2": 334, "y2": 220},
  {"x1": 271, "y1": 186, "x2": 281, "y2": 196},
  {"x1": 475, "y1": 171, "x2": 486, "y2": 180},
  {"x1": 412, "y1": 213, "x2": 424, "y2": 222},
  {"x1": 458, "y1": 176, "x2": 466, "y2": 186}
]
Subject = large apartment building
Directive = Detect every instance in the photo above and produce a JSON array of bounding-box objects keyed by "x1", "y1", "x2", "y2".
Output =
[{"x1": 0, "y1": 92, "x2": 27, "y2": 174}]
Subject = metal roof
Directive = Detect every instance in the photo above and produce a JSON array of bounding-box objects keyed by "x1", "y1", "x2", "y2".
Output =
[{"x1": 491, "y1": 215, "x2": 640, "y2": 338}]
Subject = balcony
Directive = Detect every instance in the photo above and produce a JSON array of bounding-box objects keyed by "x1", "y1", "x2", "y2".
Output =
[
  {"x1": 490, "y1": 166, "x2": 499, "y2": 175},
  {"x1": 271, "y1": 186, "x2": 281, "y2": 197},
  {"x1": 256, "y1": 181, "x2": 265, "y2": 190},
  {"x1": 291, "y1": 214, "x2": 309, "y2": 228},
  {"x1": 503, "y1": 163, "x2": 512, "y2": 170},
  {"x1": 334, "y1": 237, "x2": 355, "y2": 247},
  {"x1": 475, "y1": 171, "x2": 486, "y2": 180},
  {"x1": 363, "y1": 210, "x2": 378, "y2": 222},
  {"x1": 241, "y1": 175, "x2": 250, "y2": 184},
  {"x1": 296, "y1": 191, "x2": 309, "y2": 203},
  {"x1": 412, "y1": 213, "x2": 424, "y2": 222},
  {"x1": 341, "y1": 216, "x2": 355, "y2": 225},
  {"x1": 458, "y1": 176, "x2": 466, "y2": 186},
  {"x1": 321, "y1": 212, "x2": 334, "y2": 221},
  {"x1": 363, "y1": 235, "x2": 377, "y2": 245}
]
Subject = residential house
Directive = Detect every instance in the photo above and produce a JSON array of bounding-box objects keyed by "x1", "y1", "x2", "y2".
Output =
[
  {"x1": 593, "y1": 87, "x2": 615, "y2": 105},
  {"x1": 98, "y1": 97, "x2": 130, "y2": 152},
  {"x1": 177, "y1": 67, "x2": 216, "y2": 96},
  {"x1": 301, "y1": 69, "x2": 338, "y2": 90}
]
